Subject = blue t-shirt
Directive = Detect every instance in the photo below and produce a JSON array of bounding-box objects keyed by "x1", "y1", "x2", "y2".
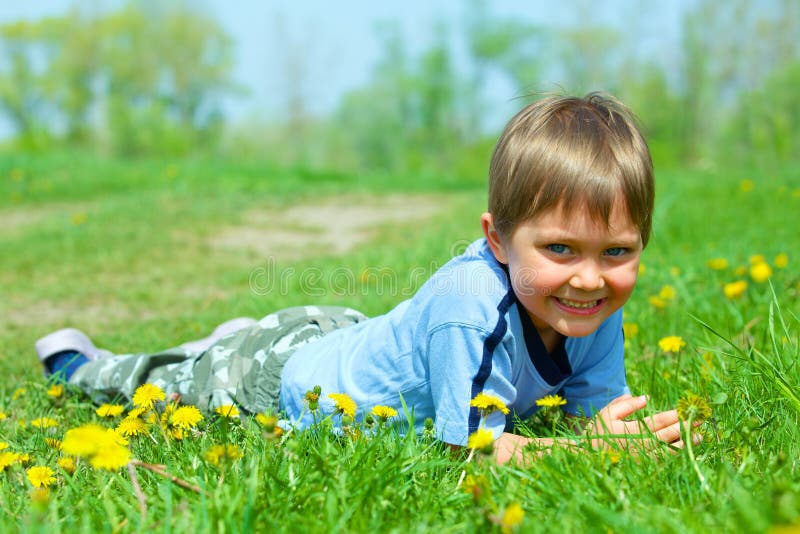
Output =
[{"x1": 279, "y1": 238, "x2": 629, "y2": 446}]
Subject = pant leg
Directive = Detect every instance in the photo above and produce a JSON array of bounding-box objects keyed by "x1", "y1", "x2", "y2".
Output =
[{"x1": 69, "y1": 305, "x2": 367, "y2": 414}]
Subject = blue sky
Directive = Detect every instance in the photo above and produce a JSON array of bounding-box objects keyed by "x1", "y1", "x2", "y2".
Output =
[{"x1": 0, "y1": 1, "x2": 692, "y2": 135}]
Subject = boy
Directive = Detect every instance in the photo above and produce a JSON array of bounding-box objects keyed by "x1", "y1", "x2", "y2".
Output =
[{"x1": 36, "y1": 93, "x2": 684, "y2": 465}]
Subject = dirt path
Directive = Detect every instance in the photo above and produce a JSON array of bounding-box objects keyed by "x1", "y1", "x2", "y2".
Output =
[{"x1": 209, "y1": 193, "x2": 445, "y2": 260}]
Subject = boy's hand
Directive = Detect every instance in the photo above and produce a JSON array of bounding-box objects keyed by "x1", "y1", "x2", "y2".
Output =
[{"x1": 586, "y1": 394, "x2": 691, "y2": 451}]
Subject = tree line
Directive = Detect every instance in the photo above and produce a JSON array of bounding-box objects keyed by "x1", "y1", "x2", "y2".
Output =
[
  {"x1": 1, "y1": 0, "x2": 798, "y2": 172},
  {"x1": 0, "y1": 1, "x2": 234, "y2": 156}
]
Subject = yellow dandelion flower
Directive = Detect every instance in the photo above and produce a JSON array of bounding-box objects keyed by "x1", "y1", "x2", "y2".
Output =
[
  {"x1": 469, "y1": 392, "x2": 510, "y2": 415},
  {"x1": 62, "y1": 424, "x2": 107, "y2": 456},
  {"x1": 0, "y1": 409, "x2": 7, "y2": 420},
  {"x1": 676, "y1": 393, "x2": 712, "y2": 422},
  {"x1": 57, "y1": 457, "x2": 76, "y2": 475},
  {"x1": 44, "y1": 438, "x2": 62, "y2": 450},
  {"x1": 89, "y1": 444, "x2": 130, "y2": 471},
  {"x1": 12, "y1": 387, "x2": 26, "y2": 400},
  {"x1": 204, "y1": 444, "x2": 243, "y2": 466},
  {"x1": 749, "y1": 262, "x2": 772, "y2": 283},
  {"x1": 46, "y1": 384, "x2": 64, "y2": 398},
  {"x1": 658, "y1": 335, "x2": 686, "y2": 353},
  {"x1": 648, "y1": 295, "x2": 666, "y2": 310},
  {"x1": 723, "y1": 280, "x2": 747, "y2": 299},
  {"x1": 707, "y1": 258, "x2": 729, "y2": 270},
  {"x1": 215, "y1": 404, "x2": 240, "y2": 418},
  {"x1": 659, "y1": 285, "x2": 676, "y2": 301},
  {"x1": 535, "y1": 394, "x2": 567, "y2": 408},
  {"x1": 26, "y1": 466, "x2": 56, "y2": 488},
  {"x1": 17, "y1": 453, "x2": 32, "y2": 465},
  {"x1": 462, "y1": 474, "x2": 487, "y2": 500},
  {"x1": 31, "y1": 487, "x2": 50, "y2": 507},
  {"x1": 127, "y1": 407, "x2": 148, "y2": 418},
  {"x1": 740, "y1": 179, "x2": 754, "y2": 192},
  {"x1": 70, "y1": 212, "x2": 87, "y2": 226},
  {"x1": 0, "y1": 442, "x2": 7, "y2": 450},
  {"x1": 467, "y1": 428, "x2": 495, "y2": 454},
  {"x1": 0, "y1": 451, "x2": 20, "y2": 471},
  {"x1": 95, "y1": 404, "x2": 125, "y2": 418},
  {"x1": 499, "y1": 502, "x2": 525, "y2": 533},
  {"x1": 255, "y1": 413, "x2": 278, "y2": 430},
  {"x1": 62, "y1": 424, "x2": 130, "y2": 471},
  {"x1": 622, "y1": 322, "x2": 639, "y2": 338},
  {"x1": 700, "y1": 352, "x2": 715, "y2": 380},
  {"x1": 748, "y1": 254, "x2": 765, "y2": 265},
  {"x1": 371, "y1": 405, "x2": 399, "y2": 420},
  {"x1": 116, "y1": 417, "x2": 148, "y2": 437},
  {"x1": 30, "y1": 417, "x2": 58, "y2": 429},
  {"x1": 132, "y1": 383, "x2": 165, "y2": 409},
  {"x1": 166, "y1": 426, "x2": 186, "y2": 440},
  {"x1": 774, "y1": 253, "x2": 788, "y2": 269},
  {"x1": 106, "y1": 428, "x2": 128, "y2": 447},
  {"x1": 170, "y1": 406, "x2": 203, "y2": 429},
  {"x1": 328, "y1": 393, "x2": 357, "y2": 419},
  {"x1": 602, "y1": 449, "x2": 622, "y2": 465}
]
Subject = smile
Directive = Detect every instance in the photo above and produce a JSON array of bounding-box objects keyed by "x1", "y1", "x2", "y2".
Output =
[{"x1": 554, "y1": 297, "x2": 606, "y2": 314}]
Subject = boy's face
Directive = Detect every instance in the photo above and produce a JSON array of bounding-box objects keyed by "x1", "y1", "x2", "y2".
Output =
[{"x1": 482, "y1": 201, "x2": 642, "y2": 340}]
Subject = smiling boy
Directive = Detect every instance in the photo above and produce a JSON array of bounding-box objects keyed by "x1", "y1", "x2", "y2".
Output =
[{"x1": 37, "y1": 93, "x2": 684, "y2": 464}]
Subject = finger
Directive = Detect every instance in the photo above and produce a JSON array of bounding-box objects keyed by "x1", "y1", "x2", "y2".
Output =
[
  {"x1": 654, "y1": 421, "x2": 683, "y2": 444},
  {"x1": 609, "y1": 393, "x2": 633, "y2": 405},
  {"x1": 643, "y1": 409, "x2": 679, "y2": 432},
  {"x1": 604, "y1": 395, "x2": 648, "y2": 421}
]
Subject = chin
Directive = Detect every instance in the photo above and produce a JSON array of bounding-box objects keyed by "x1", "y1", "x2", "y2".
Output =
[{"x1": 555, "y1": 321, "x2": 604, "y2": 338}]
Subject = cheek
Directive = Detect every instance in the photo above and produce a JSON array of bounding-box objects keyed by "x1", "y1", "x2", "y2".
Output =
[{"x1": 609, "y1": 267, "x2": 639, "y2": 294}]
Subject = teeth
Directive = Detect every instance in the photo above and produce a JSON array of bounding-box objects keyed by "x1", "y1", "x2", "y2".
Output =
[{"x1": 558, "y1": 298, "x2": 599, "y2": 309}]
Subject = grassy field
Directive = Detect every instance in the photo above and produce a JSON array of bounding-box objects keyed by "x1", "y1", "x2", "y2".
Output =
[{"x1": 1, "y1": 151, "x2": 799, "y2": 532}]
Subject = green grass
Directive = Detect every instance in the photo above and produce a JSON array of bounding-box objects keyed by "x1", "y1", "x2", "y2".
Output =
[{"x1": 1, "y1": 151, "x2": 799, "y2": 532}]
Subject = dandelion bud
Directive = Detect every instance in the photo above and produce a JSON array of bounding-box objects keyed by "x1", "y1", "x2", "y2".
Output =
[{"x1": 676, "y1": 393, "x2": 712, "y2": 422}]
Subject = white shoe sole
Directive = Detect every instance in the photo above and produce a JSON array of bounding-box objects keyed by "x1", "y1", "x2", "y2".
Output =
[{"x1": 35, "y1": 328, "x2": 112, "y2": 363}]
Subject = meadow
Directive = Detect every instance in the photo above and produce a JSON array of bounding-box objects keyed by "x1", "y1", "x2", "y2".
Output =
[{"x1": 0, "y1": 151, "x2": 799, "y2": 532}]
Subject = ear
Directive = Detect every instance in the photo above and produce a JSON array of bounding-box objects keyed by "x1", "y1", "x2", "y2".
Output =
[{"x1": 481, "y1": 212, "x2": 509, "y2": 264}]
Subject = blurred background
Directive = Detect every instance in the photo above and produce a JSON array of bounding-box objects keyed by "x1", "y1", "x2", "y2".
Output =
[{"x1": 0, "y1": 0, "x2": 798, "y2": 177}]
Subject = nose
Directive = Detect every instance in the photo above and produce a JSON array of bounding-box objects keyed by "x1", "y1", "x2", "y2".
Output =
[{"x1": 569, "y1": 259, "x2": 605, "y2": 291}]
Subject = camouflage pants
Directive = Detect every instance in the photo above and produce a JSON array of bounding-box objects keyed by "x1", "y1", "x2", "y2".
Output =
[{"x1": 69, "y1": 306, "x2": 367, "y2": 414}]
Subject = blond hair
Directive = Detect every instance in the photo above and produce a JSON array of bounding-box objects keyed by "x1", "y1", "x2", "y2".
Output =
[{"x1": 488, "y1": 92, "x2": 655, "y2": 246}]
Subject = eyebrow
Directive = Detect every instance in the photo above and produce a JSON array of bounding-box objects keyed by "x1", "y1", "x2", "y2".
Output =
[{"x1": 535, "y1": 230, "x2": 642, "y2": 246}]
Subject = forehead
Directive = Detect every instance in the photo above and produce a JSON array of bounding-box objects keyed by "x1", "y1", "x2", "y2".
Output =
[{"x1": 526, "y1": 200, "x2": 640, "y2": 238}]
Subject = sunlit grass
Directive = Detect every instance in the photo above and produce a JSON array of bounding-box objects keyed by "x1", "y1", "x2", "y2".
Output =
[{"x1": 1, "y1": 152, "x2": 799, "y2": 531}]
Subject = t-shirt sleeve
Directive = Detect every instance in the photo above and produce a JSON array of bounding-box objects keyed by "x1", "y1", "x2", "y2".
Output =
[
  {"x1": 427, "y1": 324, "x2": 515, "y2": 446},
  {"x1": 561, "y1": 310, "x2": 629, "y2": 416}
]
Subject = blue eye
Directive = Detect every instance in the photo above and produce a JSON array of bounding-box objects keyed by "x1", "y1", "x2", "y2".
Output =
[
  {"x1": 605, "y1": 247, "x2": 627, "y2": 257},
  {"x1": 547, "y1": 244, "x2": 569, "y2": 254}
]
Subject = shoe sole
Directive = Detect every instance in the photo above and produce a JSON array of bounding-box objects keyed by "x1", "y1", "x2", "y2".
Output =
[{"x1": 35, "y1": 328, "x2": 111, "y2": 363}]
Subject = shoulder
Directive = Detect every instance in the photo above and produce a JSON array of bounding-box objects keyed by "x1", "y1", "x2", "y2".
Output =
[{"x1": 420, "y1": 239, "x2": 513, "y2": 330}]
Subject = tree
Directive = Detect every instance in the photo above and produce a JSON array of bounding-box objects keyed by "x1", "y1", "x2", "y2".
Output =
[
  {"x1": 0, "y1": 0, "x2": 235, "y2": 155},
  {"x1": 0, "y1": 21, "x2": 53, "y2": 148}
]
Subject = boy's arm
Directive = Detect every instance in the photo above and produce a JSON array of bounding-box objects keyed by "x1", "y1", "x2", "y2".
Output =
[{"x1": 491, "y1": 394, "x2": 688, "y2": 465}]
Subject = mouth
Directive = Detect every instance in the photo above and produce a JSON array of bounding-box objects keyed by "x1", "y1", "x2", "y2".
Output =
[{"x1": 553, "y1": 297, "x2": 606, "y2": 315}]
